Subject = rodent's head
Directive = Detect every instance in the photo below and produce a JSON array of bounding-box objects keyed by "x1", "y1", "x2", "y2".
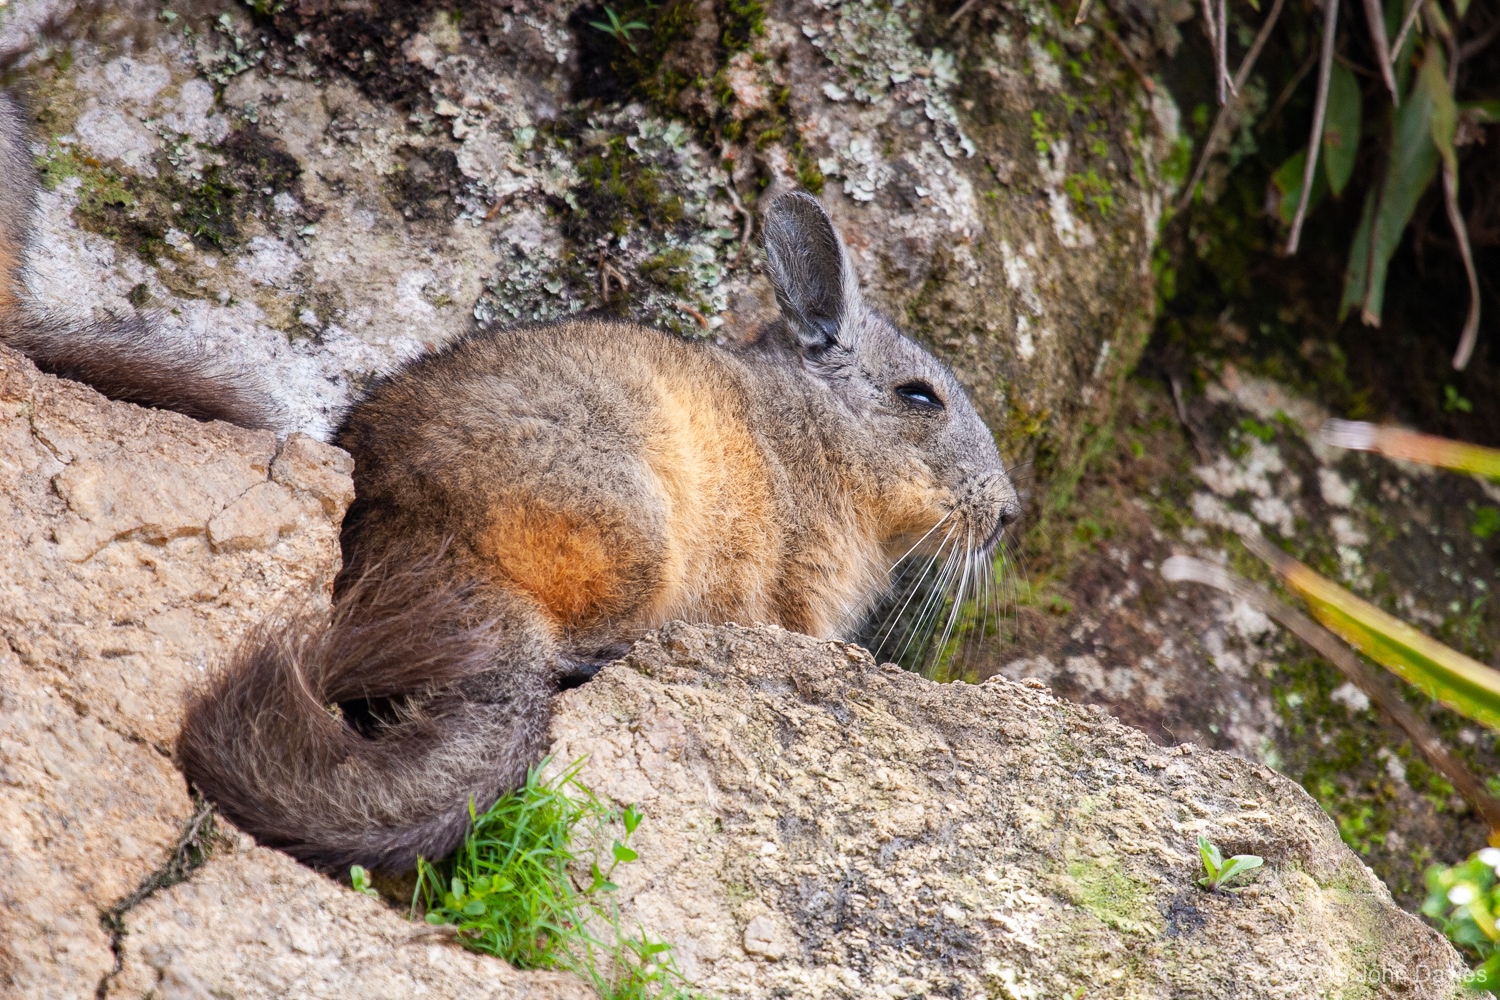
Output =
[{"x1": 760, "y1": 192, "x2": 1020, "y2": 560}]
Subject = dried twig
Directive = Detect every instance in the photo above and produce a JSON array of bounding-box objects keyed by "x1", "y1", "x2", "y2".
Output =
[
  {"x1": 597, "y1": 246, "x2": 629, "y2": 302},
  {"x1": 1286, "y1": 0, "x2": 1340, "y2": 254},
  {"x1": 1217, "y1": 0, "x2": 1231, "y2": 103},
  {"x1": 947, "y1": 0, "x2": 983, "y2": 27},
  {"x1": 1177, "y1": 0, "x2": 1288, "y2": 210},
  {"x1": 674, "y1": 301, "x2": 710, "y2": 329},
  {"x1": 1460, "y1": 20, "x2": 1500, "y2": 62},
  {"x1": 1074, "y1": 0, "x2": 1092, "y2": 25},
  {"x1": 1257, "y1": 47, "x2": 1318, "y2": 134},
  {"x1": 1442, "y1": 33, "x2": 1481, "y2": 369},
  {"x1": 1168, "y1": 374, "x2": 1213, "y2": 464},
  {"x1": 1200, "y1": 0, "x2": 1221, "y2": 95},
  {"x1": 485, "y1": 190, "x2": 518, "y2": 220},
  {"x1": 1389, "y1": 0, "x2": 1424, "y2": 64},
  {"x1": 1162, "y1": 552, "x2": 1500, "y2": 833},
  {"x1": 1102, "y1": 26, "x2": 1156, "y2": 93},
  {"x1": 723, "y1": 180, "x2": 754, "y2": 269},
  {"x1": 1362, "y1": 0, "x2": 1400, "y2": 102}
]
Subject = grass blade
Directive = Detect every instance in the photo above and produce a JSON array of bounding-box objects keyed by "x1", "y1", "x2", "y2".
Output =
[
  {"x1": 1319, "y1": 419, "x2": 1500, "y2": 480},
  {"x1": 1162, "y1": 553, "x2": 1500, "y2": 833},
  {"x1": 1247, "y1": 537, "x2": 1500, "y2": 735}
]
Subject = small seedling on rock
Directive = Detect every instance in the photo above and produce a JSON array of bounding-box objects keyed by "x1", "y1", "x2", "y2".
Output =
[
  {"x1": 1197, "y1": 835, "x2": 1263, "y2": 891},
  {"x1": 349, "y1": 864, "x2": 379, "y2": 898}
]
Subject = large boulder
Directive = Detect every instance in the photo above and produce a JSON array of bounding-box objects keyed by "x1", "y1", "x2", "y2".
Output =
[
  {"x1": 0, "y1": 344, "x2": 1465, "y2": 998},
  {"x1": 1, "y1": 0, "x2": 1185, "y2": 487},
  {"x1": 549, "y1": 622, "x2": 1467, "y2": 998}
]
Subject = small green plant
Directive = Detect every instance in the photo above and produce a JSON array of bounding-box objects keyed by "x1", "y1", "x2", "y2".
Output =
[
  {"x1": 1446, "y1": 386, "x2": 1475, "y2": 414},
  {"x1": 589, "y1": 6, "x2": 651, "y2": 54},
  {"x1": 1474, "y1": 507, "x2": 1500, "y2": 542},
  {"x1": 415, "y1": 760, "x2": 701, "y2": 999},
  {"x1": 1422, "y1": 848, "x2": 1500, "y2": 992},
  {"x1": 1196, "y1": 835, "x2": 1263, "y2": 891},
  {"x1": 349, "y1": 865, "x2": 379, "y2": 898}
]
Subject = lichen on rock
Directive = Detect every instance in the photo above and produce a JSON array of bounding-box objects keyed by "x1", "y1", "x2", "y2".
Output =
[{"x1": 548, "y1": 621, "x2": 1466, "y2": 997}]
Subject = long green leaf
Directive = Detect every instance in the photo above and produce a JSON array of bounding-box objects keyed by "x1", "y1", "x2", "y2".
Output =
[
  {"x1": 1424, "y1": 47, "x2": 1458, "y2": 175},
  {"x1": 1320, "y1": 419, "x2": 1500, "y2": 481},
  {"x1": 1351, "y1": 43, "x2": 1443, "y2": 325},
  {"x1": 1323, "y1": 60, "x2": 1362, "y2": 196},
  {"x1": 1263, "y1": 547, "x2": 1500, "y2": 732},
  {"x1": 1340, "y1": 187, "x2": 1378, "y2": 320}
]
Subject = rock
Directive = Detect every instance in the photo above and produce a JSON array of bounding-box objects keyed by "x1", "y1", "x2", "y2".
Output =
[
  {"x1": 0, "y1": 342, "x2": 341, "y2": 998},
  {"x1": 548, "y1": 623, "x2": 1467, "y2": 997},
  {"x1": 3, "y1": 0, "x2": 1185, "y2": 487},
  {"x1": 109, "y1": 829, "x2": 591, "y2": 1000},
  {"x1": 0, "y1": 346, "x2": 579, "y2": 999}
]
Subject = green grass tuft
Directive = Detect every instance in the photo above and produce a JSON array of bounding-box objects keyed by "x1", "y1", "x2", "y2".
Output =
[{"x1": 412, "y1": 759, "x2": 705, "y2": 999}]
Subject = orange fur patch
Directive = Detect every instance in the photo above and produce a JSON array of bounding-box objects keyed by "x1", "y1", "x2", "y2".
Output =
[
  {"x1": 479, "y1": 503, "x2": 623, "y2": 629},
  {"x1": 640, "y1": 372, "x2": 781, "y2": 628}
]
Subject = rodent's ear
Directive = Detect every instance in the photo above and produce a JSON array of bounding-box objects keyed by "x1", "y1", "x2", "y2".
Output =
[{"x1": 762, "y1": 192, "x2": 863, "y2": 356}]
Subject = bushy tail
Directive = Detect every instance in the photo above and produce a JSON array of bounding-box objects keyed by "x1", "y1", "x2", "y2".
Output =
[
  {"x1": 0, "y1": 90, "x2": 277, "y2": 429},
  {"x1": 178, "y1": 563, "x2": 556, "y2": 874}
]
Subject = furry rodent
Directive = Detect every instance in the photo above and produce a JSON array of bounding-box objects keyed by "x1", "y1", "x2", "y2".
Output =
[{"x1": 0, "y1": 91, "x2": 1019, "y2": 874}]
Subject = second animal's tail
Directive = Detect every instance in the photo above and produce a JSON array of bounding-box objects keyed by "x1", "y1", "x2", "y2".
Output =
[
  {"x1": 178, "y1": 562, "x2": 556, "y2": 874},
  {"x1": 0, "y1": 90, "x2": 277, "y2": 429}
]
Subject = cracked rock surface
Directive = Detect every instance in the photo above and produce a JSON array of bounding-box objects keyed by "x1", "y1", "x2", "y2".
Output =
[
  {"x1": 550, "y1": 622, "x2": 1466, "y2": 998},
  {"x1": 0, "y1": 346, "x2": 584, "y2": 998}
]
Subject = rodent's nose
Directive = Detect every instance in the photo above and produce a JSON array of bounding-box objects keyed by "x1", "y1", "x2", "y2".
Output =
[{"x1": 997, "y1": 506, "x2": 1018, "y2": 528}]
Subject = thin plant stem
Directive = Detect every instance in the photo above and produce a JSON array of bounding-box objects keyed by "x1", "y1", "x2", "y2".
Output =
[
  {"x1": 1101, "y1": 26, "x2": 1157, "y2": 92},
  {"x1": 1287, "y1": 0, "x2": 1340, "y2": 254},
  {"x1": 1217, "y1": 0, "x2": 1231, "y2": 103},
  {"x1": 1362, "y1": 0, "x2": 1400, "y2": 101},
  {"x1": 1257, "y1": 47, "x2": 1318, "y2": 134},
  {"x1": 1445, "y1": 164, "x2": 1482, "y2": 369},
  {"x1": 1178, "y1": 0, "x2": 1289, "y2": 210},
  {"x1": 947, "y1": 0, "x2": 983, "y2": 27},
  {"x1": 1390, "y1": 0, "x2": 1424, "y2": 63},
  {"x1": 1201, "y1": 0, "x2": 1220, "y2": 88}
]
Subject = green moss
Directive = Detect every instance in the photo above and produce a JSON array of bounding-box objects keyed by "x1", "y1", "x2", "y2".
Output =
[
  {"x1": 573, "y1": 136, "x2": 685, "y2": 242},
  {"x1": 1062, "y1": 857, "x2": 1158, "y2": 935},
  {"x1": 639, "y1": 247, "x2": 695, "y2": 297}
]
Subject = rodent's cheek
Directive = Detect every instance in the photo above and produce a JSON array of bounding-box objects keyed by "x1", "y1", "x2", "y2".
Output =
[{"x1": 876, "y1": 478, "x2": 955, "y2": 548}]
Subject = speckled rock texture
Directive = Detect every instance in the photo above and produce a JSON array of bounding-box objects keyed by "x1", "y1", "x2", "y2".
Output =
[
  {"x1": 0, "y1": 345, "x2": 584, "y2": 999},
  {"x1": 549, "y1": 622, "x2": 1467, "y2": 998},
  {"x1": 2, "y1": 0, "x2": 1185, "y2": 484},
  {"x1": 109, "y1": 830, "x2": 592, "y2": 1000}
]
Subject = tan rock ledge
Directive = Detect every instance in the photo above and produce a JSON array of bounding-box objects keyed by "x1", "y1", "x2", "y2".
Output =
[
  {"x1": 0, "y1": 344, "x2": 1467, "y2": 997},
  {"x1": 549, "y1": 622, "x2": 1468, "y2": 998}
]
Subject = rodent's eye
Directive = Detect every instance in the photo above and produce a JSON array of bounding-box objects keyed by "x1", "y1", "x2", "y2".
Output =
[{"x1": 896, "y1": 381, "x2": 944, "y2": 410}]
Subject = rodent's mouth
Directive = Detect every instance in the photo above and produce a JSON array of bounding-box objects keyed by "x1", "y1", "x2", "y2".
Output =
[{"x1": 979, "y1": 519, "x2": 1007, "y2": 556}]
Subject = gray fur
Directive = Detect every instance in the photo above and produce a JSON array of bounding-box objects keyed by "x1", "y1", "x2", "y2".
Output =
[
  {"x1": 0, "y1": 90, "x2": 278, "y2": 429},
  {"x1": 183, "y1": 193, "x2": 1021, "y2": 874}
]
